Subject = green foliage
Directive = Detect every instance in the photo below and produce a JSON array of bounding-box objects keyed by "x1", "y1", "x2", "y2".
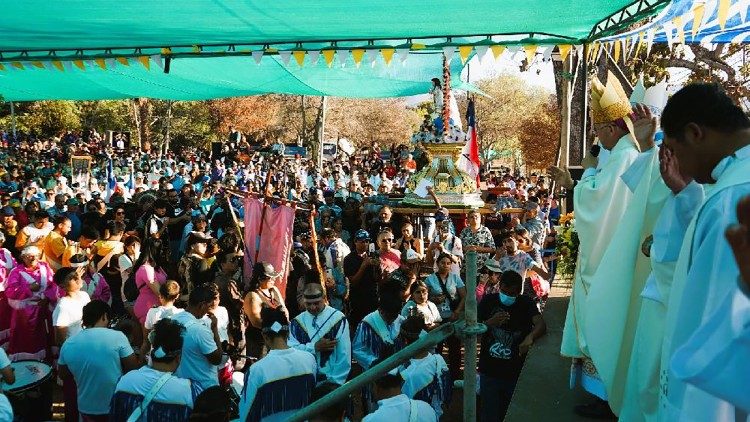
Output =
[
  {"x1": 555, "y1": 213, "x2": 579, "y2": 279},
  {"x1": 78, "y1": 100, "x2": 132, "y2": 132},
  {"x1": 18, "y1": 101, "x2": 81, "y2": 137}
]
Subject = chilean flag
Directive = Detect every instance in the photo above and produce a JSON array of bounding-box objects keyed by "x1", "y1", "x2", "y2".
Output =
[{"x1": 457, "y1": 99, "x2": 481, "y2": 187}]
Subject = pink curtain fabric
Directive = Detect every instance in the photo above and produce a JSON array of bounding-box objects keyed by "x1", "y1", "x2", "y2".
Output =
[{"x1": 243, "y1": 198, "x2": 295, "y2": 298}]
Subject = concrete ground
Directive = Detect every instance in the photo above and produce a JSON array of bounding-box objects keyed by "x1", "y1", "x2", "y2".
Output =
[{"x1": 505, "y1": 285, "x2": 591, "y2": 422}]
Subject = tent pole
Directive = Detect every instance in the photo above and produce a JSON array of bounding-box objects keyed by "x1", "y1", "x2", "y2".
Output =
[
  {"x1": 462, "y1": 251, "x2": 485, "y2": 422},
  {"x1": 318, "y1": 96, "x2": 327, "y2": 169},
  {"x1": 10, "y1": 102, "x2": 17, "y2": 140},
  {"x1": 580, "y1": 44, "x2": 590, "y2": 155}
]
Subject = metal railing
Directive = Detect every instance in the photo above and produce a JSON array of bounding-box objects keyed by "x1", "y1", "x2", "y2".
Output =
[{"x1": 288, "y1": 251, "x2": 486, "y2": 422}]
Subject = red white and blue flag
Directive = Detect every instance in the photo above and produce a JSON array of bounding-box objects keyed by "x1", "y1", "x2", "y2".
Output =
[{"x1": 457, "y1": 99, "x2": 481, "y2": 187}]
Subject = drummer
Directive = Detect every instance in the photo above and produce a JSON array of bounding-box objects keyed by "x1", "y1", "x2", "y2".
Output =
[{"x1": 0, "y1": 348, "x2": 15, "y2": 421}]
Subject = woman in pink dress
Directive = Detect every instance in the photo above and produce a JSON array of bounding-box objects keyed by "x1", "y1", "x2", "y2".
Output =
[
  {"x1": 5, "y1": 245, "x2": 57, "y2": 361},
  {"x1": 133, "y1": 240, "x2": 168, "y2": 325},
  {"x1": 0, "y1": 232, "x2": 17, "y2": 348}
]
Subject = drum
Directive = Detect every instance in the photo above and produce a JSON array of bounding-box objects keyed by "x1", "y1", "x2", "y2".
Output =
[{"x1": 2, "y1": 360, "x2": 54, "y2": 421}]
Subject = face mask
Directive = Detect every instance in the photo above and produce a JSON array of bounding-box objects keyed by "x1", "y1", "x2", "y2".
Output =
[{"x1": 500, "y1": 292, "x2": 516, "y2": 306}]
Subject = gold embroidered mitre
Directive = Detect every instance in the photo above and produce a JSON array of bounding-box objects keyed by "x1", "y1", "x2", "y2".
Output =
[{"x1": 590, "y1": 70, "x2": 633, "y2": 124}]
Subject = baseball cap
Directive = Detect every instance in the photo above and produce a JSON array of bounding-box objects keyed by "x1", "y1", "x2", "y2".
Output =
[
  {"x1": 66, "y1": 198, "x2": 80, "y2": 206},
  {"x1": 354, "y1": 229, "x2": 371, "y2": 242},
  {"x1": 1, "y1": 206, "x2": 14, "y2": 216}
]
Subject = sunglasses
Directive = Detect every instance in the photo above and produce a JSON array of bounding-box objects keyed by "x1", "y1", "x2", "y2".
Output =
[{"x1": 381, "y1": 238, "x2": 394, "y2": 242}]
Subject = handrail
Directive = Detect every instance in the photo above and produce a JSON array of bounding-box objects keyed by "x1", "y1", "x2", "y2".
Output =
[{"x1": 287, "y1": 321, "x2": 456, "y2": 422}]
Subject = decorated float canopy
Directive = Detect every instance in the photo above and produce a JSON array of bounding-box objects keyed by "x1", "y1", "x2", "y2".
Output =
[{"x1": 0, "y1": 0, "x2": 671, "y2": 101}]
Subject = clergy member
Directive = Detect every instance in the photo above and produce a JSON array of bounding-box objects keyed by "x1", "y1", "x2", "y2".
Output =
[{"x1": 657, "y1": 83, "x2": 750, "y2": 421}]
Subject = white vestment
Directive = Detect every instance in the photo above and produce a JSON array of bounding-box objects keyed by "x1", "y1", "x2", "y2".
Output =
[
  {"x1": 561, "y1": 135, "x2": 640, "y2": 399},
  {"x1": 584, "y1": 147, "x2": 670, "y2": 413},
  {"x1": 619, "y1": 181, "x2": 704, "y2": 421},
  {"x1": 659, "y1": 145, "x2": 750, "y2": 421}
]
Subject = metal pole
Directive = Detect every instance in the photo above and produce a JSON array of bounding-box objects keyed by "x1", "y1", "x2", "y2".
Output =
[
  {"x1": 287, "y1": 322, "x2": 456, "y2": 422},
  {"x1": 10, "y1": 102, "x2": 17, "y2": 140},
  {"x1": 318, "y1": 96, "x2": 327, "y2": 169},
  {"x1": 580, "y1": 44, "x2": 590, "y2": 155},
  {"x1": 461, "y1": 251, "x2": 485, "y2": 422}
]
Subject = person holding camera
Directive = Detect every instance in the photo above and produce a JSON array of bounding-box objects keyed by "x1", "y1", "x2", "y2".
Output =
[{"x1": 343, "y1": 229, "x2": 381, "y2": 337}]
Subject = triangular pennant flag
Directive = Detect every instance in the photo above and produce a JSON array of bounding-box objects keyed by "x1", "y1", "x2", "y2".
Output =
[
  {"x1": 136, "y1": 56, "x2": 150, "y2": 70},
  {"x1": 106, "y1": 58, "x2": 117, "y2": 69},
  {"x1": 718, "y1": 0, "x2": 731, "y2": 29},
  {"x1": 150, "y1": 54, "x2": 164, "y2": 70},
  {"x1": 506, "y1": 45, "x2": 521, "y2": 61},
  {"x1": 322, "y1": 49, "x2": 336, "y2": 67},
  {"x1": 278, "y1": 51, "x2": 292, "y2": 66},
  {"x1": 292, "y1": 50, "x2": 306, "y2": 67},
  {"x1": 381, "y1": 48, "x2": 395, "y2": 66},
  {"x1": 634, "y1": 32, "x2": 645, "y2": 56},
  {"x1": 95, "y1": 58, "x2": 107, "y2": 70},
  {"x1": 524, "y1": 45, "x2": 537, "y2": 64},
  {"x1": 541, "y1": 46, "x2": 553, "y2": 61},
  {"x1": 613, "y1": 40, "x2": 621, "y2": 63},
  {"x1": 475, "y1": 45, "x2": 490, "y2": 61},
  {"x1": 63, "y1": 61, "x2": 74, "y2": 71},
  {"x1": 85, "y1": 60, "x2": 95, "y2": 69},
  {"x1": 351, "y1": 49, "x2": 365, "y2": 68},
  {"x1": 673, "y1": 16, "x2": 685, "y2": 45},
  {"x1": 663, "y1": 21, "x2": 674, "y2": 48},
  {"x1": 557, "y1": 45, "x2": 572, "y2": 62},
  {"x1": 308, "y1": 50, "x2": 320, "y2": 66},
  {"x1": 490, "y1": 45, "x2": 505, "y2": 60},
  {"x1": 0, "y1": 63, "x2": 5, "y2": 71},
  {"x1": 692, "y1": 3, "x2": 706, "y2": 39},
  {"x1": 11, "y1": 62, "x2": 24, "y2": 70},
  {"x1": 458, "y1": 45, "x2": 473, "y2": 64},
  {"x1": 251, "y1": 50, "x2": 264, "y2": 65},
  {"x1": 338, "y1": 50, "x2": 348, "y2": 67},
  {"x1": 31, "y1": 61, "x2": 44, "y2": 69},
  {"x1": 368, "y1": 49, "x2": 378, "y2": 67},
  {"x1": 116, "y1": 57, "x2": 130, "y2": 66},
  {"x1": 396, "y1": 48, "x2": 409, "y2": 64},
  {"x1": 73, "y1": 59, "x2": 86, "y2": 70},
  {"x1": 43, "y1": 61, "x2": 55, "y2": 71},
  {"x1": 646, "y1": 27, "x2": 656, "y2": 57},
  {"x1": 442, "y1": 46, "x2": 455, "y2": 62},
  {"x1": 589, "y1": 43, "x2": 600, "y2": 63},
  {"x1": 574, "y1": 44, "x2": 584, "y2": 61}
]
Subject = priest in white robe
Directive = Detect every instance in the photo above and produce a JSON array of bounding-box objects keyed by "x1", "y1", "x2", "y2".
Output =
[
  {"x1": 657, "y1": 83, "x2": 750, "y2": 421},
  {"x1": 619, "y1": 146, "x2": 705, "y2": 421},
  {"x1": 551, "y1": 71, "x2": 644, "y2": 417}
]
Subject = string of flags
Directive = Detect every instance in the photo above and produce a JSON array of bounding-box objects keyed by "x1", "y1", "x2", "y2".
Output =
[{"x1": 0, "y1": 42, "x2": 580, "y2": 72}]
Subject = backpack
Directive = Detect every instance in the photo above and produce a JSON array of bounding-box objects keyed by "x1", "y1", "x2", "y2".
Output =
[{"x1": 122, "y1": 258, "x2": 141, "y2": 302}]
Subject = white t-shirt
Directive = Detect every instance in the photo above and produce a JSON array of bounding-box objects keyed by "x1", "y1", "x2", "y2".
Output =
[
  {"x1": 172, "y1": 311, "x2": 219, "y2": 392},
  {"x1": 52, "y1": 292, "x2": 91, "y2": 340},
  {"x1": 58, "y1": 327, "x2": 134, "y2": 415},
  {"x1": 201, "y1": 306, "x2": 229, "y2": 343},
  {"x1": 145, "y1": 305, "x2": 183, "y2": 330}
]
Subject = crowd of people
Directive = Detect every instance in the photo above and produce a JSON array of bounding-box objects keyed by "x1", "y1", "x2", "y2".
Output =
[{"x1": 0, "y1": 125, "x2": 557, "y2": 421}]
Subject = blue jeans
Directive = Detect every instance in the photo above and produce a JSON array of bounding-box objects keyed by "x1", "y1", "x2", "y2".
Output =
[{"x1": 480, "y1": 374, "x2": 517, "y2": 422}]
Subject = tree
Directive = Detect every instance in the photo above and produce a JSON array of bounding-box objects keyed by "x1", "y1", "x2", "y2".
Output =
[
  {"x1": 207, "y1": 96, "x2": 282, "y2": 142},
  {"x1": 324, "y1": 98, "x2": 421, "y2": 148},
  {"x1": 78, "y1": 100, "x2": 132, "y2": 133},
  {"x1": 518, "y1": 96, "x2": 561, "y2": 171},
  {"x1": 19, "y1": 101, "x2": 81, "y2": 137}
]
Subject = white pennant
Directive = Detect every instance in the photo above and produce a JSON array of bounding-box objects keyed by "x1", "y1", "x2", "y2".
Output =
[
  {"x1": 338, "y1": 50, "x2": 348, "y2": 67},
  {"x1": 663, "y1": 21, "x2": 674, "y2": 49},
  {"x1": 85, "y1": 60, "x2": 95, "y2": 68},
  {"x1": 629, "y1": 33, "x2": 639, "y2": 56},
  {"x1": 396, "y1": 48, "x2": 409, "y2": 64},
  {"x1": 442, "y1": 46, "x2": 455, "y2": 62},
  {"x1": 620, "y1": 38, "x2": 629, "y2": 61},
  {"x1": 368, "y1": 49, "x2": 378, "y2": 67},
  {"x1": 106, "y1": 58, "x2": 117, "y2": 69},
  {"x1": 308, "y1": 50, "x2": 320, "y2": 66},
  {"x1": 150, "y1": 54, "x2": 164, "y2": 70},
  {"x1": 43, "y1": 61, "x2": 55, "y2": 71},
  {"x1": 646, "y1": 27, "x2": 656, "y2": 57},
  {"x1": 475, "y1": 45, "x2": 490, "y2": 61},
  {"x1": 279, "y1": 51, "x2": 292, "y2": 66},
  {"x1": 252, "y1": 50, "x2": 264, "y2": 65},
  {"x1": 63, "y1": 61, "x2": 74, "y2": 72},
  {"x1": 574, "y1": 44, "x2": 584, "y2": 60},
  {"x1": 505, "y1": 45, "x2": 522, "y2": 62},
  {"x1": 541, "y1": 46, "x2": 553, "y2": 61}
]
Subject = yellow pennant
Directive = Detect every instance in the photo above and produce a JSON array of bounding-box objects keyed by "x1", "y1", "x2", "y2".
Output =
[
  {"x1": 692, "y1": 3, "x2": 705, "y2": 39},
  {"x1": 137, "y1": 56, "x2": 150, "y2": 70},
  {"x1": 322, "y1": 49, "x2": 336, "y2": 67},
  {"x1": 458, "y1": 45, "x2": 473, "y2": 64},
  {"x1": 11, "y1": 62, "x2": 24, "y2": 70},
  {"x1": 613, "y1": 40, "x2": 621, "y2": 63},
  {"x1": 292, "y1": 50, "x2": 306, "y2": 67},
  {"x1": 718, "y1": 0, "x2": 730, "y2": 29},
  {"x1": 0, "y1": 63, "x2": 5, "y2": 71},
  {"x1": 116, "y1": 57, "x2": 129, "y2": 66},
  {"x1": 411, "y1": 43, "x2": 426, "y2": 50},
  {"x1": 673, "y1": 16, "x2": 686, "y2": 45},
  {"x1": 351, "y1": 49, "x2": 366, "y2": 67},
  {"x1": 635, "y1": 32, "x2": 645, "y2": 56},
  {"x1": 52, "y1": 60, "x2": 64, "y2": 71},
  {"x1": 95, "y1": 58, "x2": 107, "y2": 70},
  {"x1": 161, "y1": 47, "x2": 172, "y2": 55},
  {"x1": 73, "y1": 60, "x2": 86, "y2": 70},
  {"x1": 31, "y1": 61, "x2": 45, "y2": 69},
  {"x1": 381, "y1": 48, "x2": 395, "y2": 66},
  {"x1": 557, "y1": 44, "x2": 572, "y2": 62},
  {"x1": 524, "y1": 45, "x2": 537, "y2": 64},
  {"x1": 589, "y1": 43, "x2": 600, "y2": 63},
  {"x1": 490, "y1": 45, "x2": 505, "y2": 59}
]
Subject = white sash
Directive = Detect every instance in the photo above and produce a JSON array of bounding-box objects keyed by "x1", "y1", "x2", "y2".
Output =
[
  {"x1": 299, "y1": 308, "x2": 346, "y2": 348},
  {"x1": 367, "y1": 313, "x2": 395, "y2": 346},
  {"x1": 8, "y1": 266, "x2": 48, "y2": 309}
]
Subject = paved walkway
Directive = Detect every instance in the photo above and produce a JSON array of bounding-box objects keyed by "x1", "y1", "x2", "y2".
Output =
[{"x1": 505, "y1": 285, "x2": 591, "y2": 422}]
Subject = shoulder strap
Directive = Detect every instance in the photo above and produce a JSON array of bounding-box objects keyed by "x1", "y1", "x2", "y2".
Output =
[{"x1": 126, "y1": 372, "x2": 172, "y2": 422}]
